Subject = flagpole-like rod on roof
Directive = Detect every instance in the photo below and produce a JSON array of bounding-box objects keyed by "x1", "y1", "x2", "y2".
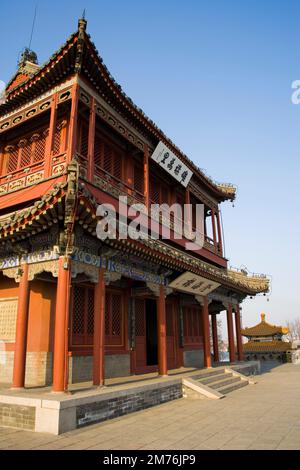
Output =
[{"x1": 28, "y1": 5, "x2": 38, "y2": 51}]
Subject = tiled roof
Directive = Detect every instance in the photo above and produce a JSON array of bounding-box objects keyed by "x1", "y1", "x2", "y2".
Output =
[
  {"x1": 0, "y1": 182, "x2": 67, "y2": 239},
  {"x1": 241, "y1": 313, "x2": 288, "y2": 337},
  {"x1": 243, "y1": 340, "x2": 292, "y2": 352}
]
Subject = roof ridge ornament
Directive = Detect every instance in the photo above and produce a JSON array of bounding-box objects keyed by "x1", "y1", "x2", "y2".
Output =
[
  {"x1": 78, "y1": 10, "x2": 87, "y2": 35},
  {"x1": 75, "y1": 13, "x2": 87, "y2": 73}
]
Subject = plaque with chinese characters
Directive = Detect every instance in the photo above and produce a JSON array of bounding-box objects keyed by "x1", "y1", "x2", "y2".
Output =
[
  {"x1": 169, "y1": 272, "x2": 220, "y2": 296},
  {"x1": 151, "y1": 141, "x2": 193, "y2": 187}
]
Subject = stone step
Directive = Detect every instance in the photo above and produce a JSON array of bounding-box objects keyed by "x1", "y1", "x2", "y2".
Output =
[
  {"x1": 192, "y1": 369, "x2": 225, "y2": 380},
  {"x1": 216, "y1": 379, "x2": 249, "y2": 395},
  {"x1": 200, "y1": 373, "x2": 230, "y2": 385},
  {"x1": 209, "y1": 376, "x2": 241, "y2": 390}
]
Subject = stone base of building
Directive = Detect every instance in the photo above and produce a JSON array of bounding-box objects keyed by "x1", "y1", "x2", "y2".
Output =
[
  {"x1": 244, "y1": 352, "x2": 287, "y2": 363},
  {"x1": 0, "y1": 362, "x2": 260, "y2": 435},
  {"x1": 0, "y1": 377, "x2": 183, "y2": 434}
]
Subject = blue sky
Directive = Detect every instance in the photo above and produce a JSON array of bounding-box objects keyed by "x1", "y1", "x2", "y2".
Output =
[{"x1": 1, "y1": 0, "x2": 300, "y2": 333}]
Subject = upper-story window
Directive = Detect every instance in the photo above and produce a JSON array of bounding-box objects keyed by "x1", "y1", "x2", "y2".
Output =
[
  {"x1": 77, "y1": 118, "x2": 124, "y2": 182},
  {"x1": 3, "y1": 127, "x2": 48, "y2": 175},
  {"x1": 133, "y1": 161, "x2": 144, "y2": 195},
  {"x1": 1, "y1": 119, "x2": 67, "y2": 177},
  {"x1": 94, "y1": 132, "x2": 123, "y2": 181},
  {"x1": 149, "y1": 176, "x2": 171, "y2": 205},
  {"x1": 53, "y1": 119, "x2": 67, "y2": 156}
]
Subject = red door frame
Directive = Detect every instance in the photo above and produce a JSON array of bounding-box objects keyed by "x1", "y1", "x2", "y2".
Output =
[{"x1": 131, "y1": 296, "x2": 180, "y2": 374}]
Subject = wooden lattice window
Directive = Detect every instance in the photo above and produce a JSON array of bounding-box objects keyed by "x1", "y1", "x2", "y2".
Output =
[
  {"x1": 105, "y1": 291, "x2": 124, "y2": 346},
  {"x1": 94, "y1": 134, "x2": 102, "y2": 167},
  {"x1": 32, "y1": 131, "x2": 47, "y2": 163},
  {"x1": 93, "y1": 132, "x2": 124, "y2": 181},
  {"x1": 150, "y1": 178, "x2": 160, "y2": 204},
  {"x1": 71, "y1": 286, "x2": 94, "y2": 346},
  {"x1": 0, "y1": 298, "x2": 18, "y2": 341},
  {"x1": 19, "y1": 139, "x2": 31, "y2": 167},
  {"x1": 135, "y1": 299, "x2": 145, "y2": 336},
  {"x1": 4, "y1": 127, "x2": 47, "y2": 175},
  {"x1": 103, "y1": 142, "x2": 113, "y2": 174},
  {"x1": 150, "y1": 177, "x2": 170, "y2": 205},
  {"x1": 134, "y1": 163, "x2": 144, "y2": 194},
  {"x1": 183, "y1": 306, "x2": 202, "y2": 346},
  {"x1": 79, "y1": 121, "x2": 89, "y2": 158},
  {"x1": 53, "y1": 126, "x2": 61, "y2": 155},
  {"x1": 166, "y1": 303, "x2": 174, "y2": 337},
  {"x1": 6, "y1": 146, "x2": 19, "y2": 173}
]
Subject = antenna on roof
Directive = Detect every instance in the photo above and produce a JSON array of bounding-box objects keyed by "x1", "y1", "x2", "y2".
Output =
[{"x1": 28, "y1": 5, "x2": 38, "y2": 50}]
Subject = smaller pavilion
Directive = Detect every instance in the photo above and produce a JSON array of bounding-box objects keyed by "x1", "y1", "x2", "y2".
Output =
[{"x1": 241, "y1": 313, "x2": 291, "y2": 362}]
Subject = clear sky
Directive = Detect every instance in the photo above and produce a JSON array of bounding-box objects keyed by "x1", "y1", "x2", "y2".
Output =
[{"x1": 1, "y1": 0, "x2": 300, "y2": 333}]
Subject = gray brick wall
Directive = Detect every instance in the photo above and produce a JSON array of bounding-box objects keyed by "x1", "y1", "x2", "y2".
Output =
[
  {"x1": 69, "y1": 354, "x2": 131, "y2": 383},
  {"x1": 183, "y1": 349, "x2": 204, "y2": 368},
  {"x1": 76, "y1": 383, "x2": 182, "y2": 428},
  {"x1": 0, "y1": 403, "x2": 35, "y2": 431}
]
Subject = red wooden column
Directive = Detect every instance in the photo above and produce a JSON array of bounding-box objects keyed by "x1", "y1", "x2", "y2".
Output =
[
  {"x1": 87, "y1": 96, "x2": 96, "y2": 181},
  {"x1": 216, "y1": 210, "x2": 223, "y2": 256},
  {"x1": 93, "y1": 267, "x2": 106, "y2": 386},
  {"x1": 211, "y1": 314, "x2": 219, "y2": 363},
  {"x1": 143, "y1": 143, "x2": 150, "y2": 209},
  {"x1": 235, "y1": 305, "x2": 244, "y2": 361},
  {"x1": 226, "y1": 304, "x2": 235, "y2": 363},
  {"x1": 67, "y1": 83, "x2": 79, "y2": 163},
  {"x1": 211, "y1": 208, "x2": 217, "y2": 254},
  {"x1": 201, "y1": 297, "x2": 212, "y2": 368},
  {"x1": 12, "y1": 263, "x2": 30, "y2": 388},
  {"x1": 157, "y1": 285, "x2": 167, "y2": 376},
  {"x1": 44, "y1": 92, "x2": 58, "y2": 178},
  {"x1": 52, "y1": 257, "x2": 71, "y2": 392}
]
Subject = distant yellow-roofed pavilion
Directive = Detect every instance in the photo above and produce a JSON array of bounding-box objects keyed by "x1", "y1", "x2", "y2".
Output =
[{"x1": 242, "y1": 313, "x2": 291, "y2": 362}]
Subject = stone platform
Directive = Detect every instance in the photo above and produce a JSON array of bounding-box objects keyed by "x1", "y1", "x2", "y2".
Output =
[{"x1": 0, "y1": 362, "x2": 259, "y2": 435}]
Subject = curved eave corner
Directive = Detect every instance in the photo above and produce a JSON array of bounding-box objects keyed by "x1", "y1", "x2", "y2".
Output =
[
  {"x1": 227, "y1": 269, "x2": 270, "y2": 295},
  {"x1": 216, "y1": 183, "x2": 237, "y2": 202}
]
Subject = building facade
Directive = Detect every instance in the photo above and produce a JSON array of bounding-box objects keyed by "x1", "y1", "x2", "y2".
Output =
[{"x1": 0, "y1": 19, "x2": 269, "y2": 392}]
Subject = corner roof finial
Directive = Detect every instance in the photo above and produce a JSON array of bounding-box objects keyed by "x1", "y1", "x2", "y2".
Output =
[
  {"x1": 78, "y1": 9, "x2": 87, "y2": 33},
  {"x1": 261, "y1": 313, "x2": 266, "y2": 322}
]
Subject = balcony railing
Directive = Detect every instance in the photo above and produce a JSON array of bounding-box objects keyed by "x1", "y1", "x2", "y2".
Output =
[{"x1": 0, "y1": 160, "x2": 45, "y2": 195}]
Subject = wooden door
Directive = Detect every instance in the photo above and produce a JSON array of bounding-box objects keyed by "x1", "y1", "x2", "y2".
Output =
[{"x1": 134, "y1": 298, "x2": 147, "y2": 373}]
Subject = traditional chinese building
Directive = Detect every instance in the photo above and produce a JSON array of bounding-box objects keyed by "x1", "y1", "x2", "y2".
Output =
[
  {"x1": 0, "y1": 18, "x2": 269, "y2": 392},
  {"x1": 242, "y1": 313, "x2": 291, "y2": 362}
]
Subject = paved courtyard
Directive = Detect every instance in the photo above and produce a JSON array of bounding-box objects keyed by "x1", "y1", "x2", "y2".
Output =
[{"x1": 1, "y1": 363, "x2": 300, "y2": 450}]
